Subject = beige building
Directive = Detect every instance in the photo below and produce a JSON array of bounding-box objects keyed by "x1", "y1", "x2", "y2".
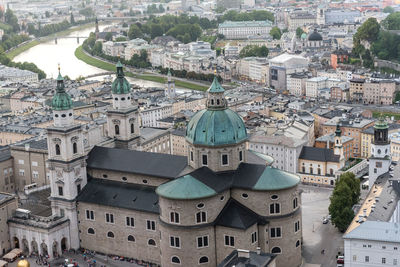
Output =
[
  {"x1": 363, "y1": 80, "x2": 397, "y2": 105},
  {"x1": 0, "y1": 148, "x2": 14, "y2": 193},
  {"x1": 287, "y1": 72, "x2": 308, "y2": 96},
  {"x1": 349, "y1": 78, "x2": 365, "y2": 102},
  {"x1": 0, "y1": 193, "x2": 17, "y2": 255},
  {"x1": 170, "y1": 129, "x2": 186, "y2": 156},
  {"x1": 288, "y1": 12, "x2": 316, "y2": 30},
  {"x1": 10, "y1": 139, "x2": 49, "y2": 191}
]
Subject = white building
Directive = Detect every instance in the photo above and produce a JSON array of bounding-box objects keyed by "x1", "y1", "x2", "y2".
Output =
[
  {"x1": 102, "y1": 41, "x2": 125, "y2": 57},
  {"x1": 287, "y1": 72, "x2": 309, "y2": 96},
  {"x1": 218, "y1": 20, "x2": 273, "y2": 39},
  {"x1": 0, "y1": 66, "x2": 39, "y2": 83},
  {"x1": 248, "y1": 135, "x2": 306, "y2": 173},
  {"x1": 140, "y1": 105, "x2": 173, "y2": 127},
  {"x1": 343, "y1": 220, "x2": 400, "y2": 266},
  {"x1": 237, "y1": 57, "x2": 269, "y2": 82},
  {"x1": 305, "y1": 77, "x2": 341, "y2": 98}
]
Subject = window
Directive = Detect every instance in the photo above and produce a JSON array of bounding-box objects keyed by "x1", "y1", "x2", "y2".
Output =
[
  {"x1": 270, "y1": 227, "x2": 282, "y2": 238},
  {"x1": 221, "y1": 154, "x2": 228, "y2": 166},
  {"x1": 295, "y1": 221, "x2": 300, "y2": 232},
  {"x1": 32, "y1": 161, "x2": 38, "y2": 167},
  {"x1": 171, "y1": 256, "x2": 180, "y2": 264},
  {"x1": 146, "y1": 220, "x2": 156, "y2": 231},
  {"x1": 131, "y1": 123, "x2": 134, "y2": 134},
  {"x1": 271, "y1": 247, "x2": 281, "y2": 254},
  {"x1": 170, "y1": 236, "x2": 180, "y2": 248},
  {"x1": 382, "y1": 246, "x2": 386, "y2": 249},
  {"x1": 170, "y1": 212, "x2": 180, "y2": 224},
  {"x1": 32, "y1": 171, "x2": 39, "y2": 179},
  {"x1": 353, "y1": 255, "x2": 357, "y2": 261},
  {"x1": 126, "y1": 217, "x2": 134, "y2": 227},
  {"x1": 196, "y1": 211, "x2": 207, "y2": 223},
  {"x1": 382, "y1": 258, "x2": 386, "y2": 264},
  {"x1": 199, "y1": 256, "x2": 209, "y2": 264},
  {"x1": 394, "y1": 259, "x2": 398, "y2": 265},
  {"x1": 73, "y1": 142, "x2": 77, "y2": 154},
  {"x1": 190, "y1": 151, "x2": 193, "y2": 161},
  {"x1": 293, "y1": 197, "x2": 298, "y2": 209},
  {"x1": 202, "y1": 154, "x2": 208, "y2": 166},
  {"x1": 115, "y1": 125, "x2": 120, "y2": 135},
  {"x1": 18, "y1": 159, "x2": 24, "y2": 165},
  {"x1": 55, "y1": 144, "x2": 60, "y2": 155},
  {"x1": 87, "y1": 228, "x2": 95, "y2": 234},
  {"x1": 270, "y1": 203, "x2": 280, "y2": 214},
  {"x1": 224, "y1": 235, "x2": 235, "y2": 247},
  {"x1": 58, "y1": 186, "x2": 63, "y2": 196},
  {"x1": 271, "y1": 195, "x2": 279, "y2": 200},
  {"x1": 148, "y1": 239, "x2": 156, "y2": 246},
  {"x1": 239, "y1": 151, "x2": 243, "y2": 161},
  {"x1": 296, "y1": 240, "x2": 300, "y2": 247},
  {"x1": 197, "y1": 203, "x2": 205, "y2": 209},
  {"x1": 86, "y1": 210, "x2": 94, "y2": 220},
  {"x1": 128, "y1": 235, "x2": 135, "y2": 242},
  {"x1": 77, "y1": 184, "x2": 81, "y2": 194},
  {"x1": 107, "y1": 231, "x2": 114, "y2": 238},
  {"x1": 251, "y1": 232, "x2": 257, "y2": 243},
  {"x1": 105, "y1": 213, "x2": 114, "y2": 223},
  {"x1": 197, "y1": 236, "x2": 209, "y2": 248}
]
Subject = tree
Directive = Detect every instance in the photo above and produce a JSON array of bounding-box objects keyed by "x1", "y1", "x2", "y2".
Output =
[
  {"x1": 383, "y1": 6, "x2": 395, "y2": 14},
  {"x1": 382, "y1": 12, "x2": 400, "y2": 30},
  {"x1": 92, "y1": 41, "x2": 103, "y2": 56},
  {"x1": 296, "y1": 27, "x2": 304, "y2": 38},
  {"x1": 270, "y1": 26, "x2": 282, "y2": 40},
  {"x1": 239, "y1": 45, "x2": 269, "y2": 58},
  {"x1": 329, "y1": 172, "x2": 361, "y2": 232},
  {"x1": 5, "y1": 9, "x2": 20, "y2": 32},
  {"x1": 105, "y1": 32, "x2": 113, "y2": 41},
  {"x1": 329, "y1": 182, "x2": 355, "y2": 232},
  {"x1": 150, "y1": 24, "x2": 163, "y2": 39},
  {"x1": 128, "y1": 24, "x2": 143, "y2": 39},
  {"x1": 355, "y1": 18, "x2": 380, "y2": 42}
]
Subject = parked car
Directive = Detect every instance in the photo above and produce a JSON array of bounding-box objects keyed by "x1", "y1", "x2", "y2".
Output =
[{"x1": 323, "y1": 218, "x2": 329, "y2": 224}]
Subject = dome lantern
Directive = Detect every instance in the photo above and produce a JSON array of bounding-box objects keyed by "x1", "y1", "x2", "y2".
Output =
[
  {"x1": 51, "y1": 66, "x2": 73, "y2": 111},
  {"x1": 206, "y1": 75, "x2": 227, "y2": 110},
  {"x1": 111, "y1": 60, "x2": 131, "y2": 95}
]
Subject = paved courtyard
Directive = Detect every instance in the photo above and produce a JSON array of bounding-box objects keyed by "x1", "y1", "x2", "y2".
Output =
[{"x1": 301, "y1": 185, "x2": 344, "y2": 267}]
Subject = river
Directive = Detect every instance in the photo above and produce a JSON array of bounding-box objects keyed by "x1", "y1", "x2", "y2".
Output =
[{"x1": 13, "y1": 25, "x2": 172, "y2": 89}]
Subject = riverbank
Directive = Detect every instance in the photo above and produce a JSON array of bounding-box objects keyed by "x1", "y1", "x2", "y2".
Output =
[
  {"x1": 75, "y1": 45, "x2": 209, "y2": 91},
  {"x1": 7, "y1": 22, "x2": 98, "y2": 60}
]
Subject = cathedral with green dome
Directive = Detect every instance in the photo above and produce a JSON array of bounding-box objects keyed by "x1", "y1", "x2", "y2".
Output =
[{"x1": 8, "y1": 64, "x2": 302, "y2": 267}]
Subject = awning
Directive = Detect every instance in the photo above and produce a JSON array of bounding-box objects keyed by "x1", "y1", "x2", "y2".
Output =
[
  {"x1": 0, "y1": 260, "x2": 8, "y2": 266},
  {"x1": 10, "y1": 249, "x2": 22, "y2": 256},
  {"x1": 2, "y1": 252, "x2": 16, "y2": 261}
]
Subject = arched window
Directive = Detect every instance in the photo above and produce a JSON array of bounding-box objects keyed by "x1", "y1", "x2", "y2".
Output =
[
  {"x1": 148, "y1": 239, "x2": 156, "y2": 246},
  {"x1": 211, "y1": 99, "x2": 214, "y2": 105},
  {"x1": 87, "y1": 228, "x2": 95, "y2": 234},
  {"x1": 55, "y1": 144, "x2": 60, "y2": 155},
  {"x1": 217, "y1": 99, "x2": 220, "y2": 105},
  {"x1": 131, "y1": 123, "x2": 134, "y2": 134},
  {"x1": 107, "y1": 231, "x2": 114, "y2": 238},
  {"x1": 73, "y1": 142, "x2": 77, "y2": 154},
  {"x1": 115, "y1": 125, "x2": 120, "y2": 135},
  {"x1": 271, "y1": 247, "x2": 281, "y2": 254},
  {"x1": 171, "y1": 256, "x2": 180, "y2": 264},
  {"x1": 199, "y1": 256, "x2": 209, "y2": 264},
  {"x1": 296, "y1": 240, "x2": 300, "y2": 247},
  {"x1": 127, "y1": 235, "x2": 135, "y2": 242},
  {"x1": 170, "y1": 212, "x2": 180, "y2": 224}
]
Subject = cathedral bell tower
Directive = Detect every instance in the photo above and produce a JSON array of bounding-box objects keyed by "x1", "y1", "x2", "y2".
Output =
[
  {"x1": 47, "y1": 67, "x2": 87, "y2": 249},
  {"x1": 106, "y1": 61, "x2": 140, "y2": 149},
  {"x1": 369, "y1": 117, "x2": 391, "y2": 186},
  {"x1": 165, "y1": 69, "x2": 175, "y2": 98}
]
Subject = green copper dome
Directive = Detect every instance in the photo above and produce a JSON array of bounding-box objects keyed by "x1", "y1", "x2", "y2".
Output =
[
  {"x1": 209, "y1": 76, "x2": 224, "y2": 93},
  {"x1": 52, "y1": 72, "x2": 73, "y2": 111},
  {"x1": 156, "y1": 174, "x2": 217, "y2": 200},
  {"x1": 374, "y1": 116, "x2": 388, "y2": 130},
  {"x1": 253, "y1": 166, "x2": 300, "y2": 191},
  {"x1": 335, "y1": 124, "x2": 342, "y2": 136},
  {"x1": 186, "y1": 108, "x2": 247, "y2": 146},
  {"x1": 301, "y1": 32, "x2": 307, "y2": 39},
  {"x1": 112, "y1": 61, "x2": 131, "y2": 94},
  {"x1": 186, "y1": 76, "x2": 247, "y2": 146}
]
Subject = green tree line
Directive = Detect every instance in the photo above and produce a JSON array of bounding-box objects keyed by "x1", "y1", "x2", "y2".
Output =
[
  {"x1": 218, "y1": 10, "x2": 274, "y2": 23},
  {"x1": 158, "y1": 67, "x2": 222, "y2": 83},
  {"x1": 239, "y1": 45, "x2": 269, "y2": 58}
]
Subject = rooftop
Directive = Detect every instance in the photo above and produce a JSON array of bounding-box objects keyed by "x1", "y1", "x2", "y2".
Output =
[
  {"x1": 299, "y1": 146, "x2": 340, "y2": 162},
  {"x1": 219, "y1": 20, "x2": 273, "y2": 28},
  {"x1": 344, "y1": 221, "x2": 400, "y2": 243}
]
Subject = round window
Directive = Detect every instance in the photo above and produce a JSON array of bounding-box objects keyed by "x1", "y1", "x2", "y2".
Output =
[
  {"x1": 122, "y1": 177, "x2": 127, "y2": 181},
  {"x1": 220, "y1": 196, "x2": 225, "y2": 201},
  {"x1": 197, "y1": 203, "x2": 205, "y2": 209},
  {"x1": 271, "y1": 195, "x2": 279, "y2": 200},
  {"x1": 142, "y1": 179, "x2": 148, "y2": 184},
  {"x1": 121, "y1": 97, "x2": 125, "y2": 101},
  {"x1": 115, "y1": 98, "x2": 118, "y2": 100},
  {"x1": 55, "y1": 114, "x2": 59, "y2": 118},
  {"x1": 61, "y1": 114, "x2": 66, "y2": 118},
  {"x1": 69, "y1": 113, "x2": 72, "y2": 116},
  {"x1": 242, "y1": 193, "x2": 248, "y2": 199}
]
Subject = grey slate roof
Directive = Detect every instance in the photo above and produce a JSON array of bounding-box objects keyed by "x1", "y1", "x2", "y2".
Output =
[
  {"x1": 299, "y1": 146, "x2": 340, "y2": 162},
  {"x1": 215, "y1": 198, "x2": 265, "y2": 230},
  {"x1": 15, "y1": 138, "x2": 48, "y2": 150},
  {"x1": 87, "y1": 146, "x2": 187, "y2": 179},
  {"x1": 77, "y1": 178, "x2": 159, "y2": 214},
  {"x1": 344, "y1": 221, "x2": 400, "y2": 243},
  {"x1": 0, "y1": 147, "x2": 11, "y2": 162}
]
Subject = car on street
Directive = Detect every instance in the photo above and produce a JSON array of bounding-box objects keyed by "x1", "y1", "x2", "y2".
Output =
[{"x1": 323, "y1": 218, "x2": 329, "y2": 224}]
